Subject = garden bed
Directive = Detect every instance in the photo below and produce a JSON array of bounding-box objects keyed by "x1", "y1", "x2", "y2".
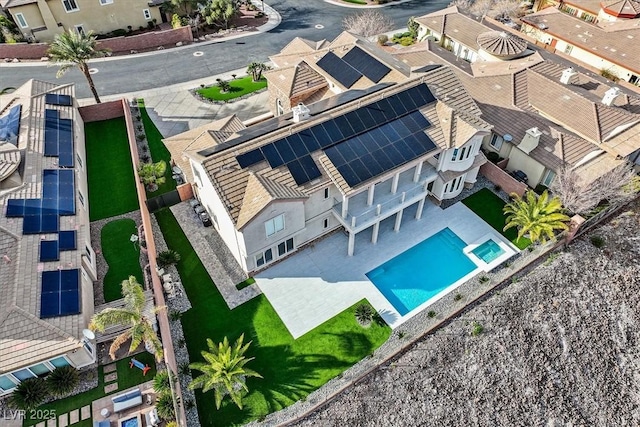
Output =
[{"x1": 193, "y1": 76, "x2": 267, "y2": 103}]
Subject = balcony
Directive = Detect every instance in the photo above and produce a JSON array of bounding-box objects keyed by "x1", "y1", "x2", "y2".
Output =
[{"x1": 333, "y1": 164, "x2": 438, "y2": 233}]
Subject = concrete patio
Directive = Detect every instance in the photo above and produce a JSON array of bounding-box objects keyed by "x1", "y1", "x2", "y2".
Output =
[
  {"x1": 91, "y1": 381, "x2": 155, "y2": 426},
  {"x1": 256, "y1": 201, "x2": 518, "y2": 338}
]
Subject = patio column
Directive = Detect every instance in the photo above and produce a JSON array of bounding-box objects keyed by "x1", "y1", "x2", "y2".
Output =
[
  {"x1": 394, "y1": 209, "x2": 403, "y2": 232},
  {"x1": 341, "y1": 194, "x2": 349, "y2": 219},
  {"x1": 413, "y1": 161, "x2": 423, "y2": 183},
  {"x1": 367, "y1": 183, "x2": 376, "y2": 206},
  {"x1": 348, "y1": 232, "x2": 355, "y2": 256},
  {"x1": 372, "y1": 222, "x2": 380, "y2": 244},
  {"x1": 391, "y1": 172, "x2": 400, "y2": 194},
  {"x1": 416, "y1": 197, "x2": 426, "y2": 220}
]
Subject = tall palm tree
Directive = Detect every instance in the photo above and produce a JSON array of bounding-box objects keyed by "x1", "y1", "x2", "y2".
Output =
[
  {"x1": 47, "y1": 29, "x2": 110, "y2": 104},
  {"x1": 246, "y1": 62, "x2": 269, "y2": 82},
  {"x1": 89, "y1": 276, "x2": 165, "y2": 361},
  {"x1": 189, "y1": 334, "x2": 262, "y2": 410},
  {"x1": 503, "y1": 190, "x2": 570, "y2": 244}
]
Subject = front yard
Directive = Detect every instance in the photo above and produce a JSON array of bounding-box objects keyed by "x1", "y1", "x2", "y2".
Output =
[
  {"x1": 196, "y1": 76, "x2": 267, "y2": 102},
  {"x1": 154, "y1": 209, "x2": 391, "y2": 426}
]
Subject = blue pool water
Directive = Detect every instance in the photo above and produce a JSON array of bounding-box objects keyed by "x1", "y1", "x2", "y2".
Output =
[
  {"x1": 471, "y1": 239, "x2": 505, "y2": 263},
  {"x1": 120, "y1": 418, "x2": 139, "y2": 427},
  {"x1": 366, "y1": 228, "x2": 477, "y2": 316}
]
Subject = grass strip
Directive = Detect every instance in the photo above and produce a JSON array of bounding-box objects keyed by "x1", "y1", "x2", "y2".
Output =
[
  {"x1": 196, "y1": 76, "x2": 267, "y2": 101},
  {"x1": 101, "y1": 218, "x2": 144, "y2": 302}
]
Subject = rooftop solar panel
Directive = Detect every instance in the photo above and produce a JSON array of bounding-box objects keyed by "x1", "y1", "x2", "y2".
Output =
[
  {"x1": 40, "y1": 240, "x2": 59, "y2": 262},
  {"x1": 6, "y1": 199, "x2": 25, "y2": 217},
  {"x1": 236, "y1": 149, "x2": 265, "y2": 168},
  {"x1": 45, "y1": 94, "x2": 73, "y2": 106},
  {"x1": 342, "y1": 46, "x2": 391, "y2": 83},
  {"x1": 0, "y1": 104, "x2": 22, "y2": 145},
  {"x1": 287, "y1": 155, "x2": 322, "y2": 185},
  {"x1": 316, "y1": 51, "x2": 362, "y2": 88},
  {"x1": 40, "y1": 269, "x2": 80, "y2": 318},
  {"x1": 58, "y1": 230, "x2": 77, "y2": 250}
]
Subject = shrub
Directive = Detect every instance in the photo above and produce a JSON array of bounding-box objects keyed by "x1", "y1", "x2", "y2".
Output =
[
  {"x1": 590, "y1": 235, "x2": 605, "y2": 248},
  {"x1": 453, "y1": 293, "x2": 463, "y2": 301},
  {"x1": 136, "y1": 133, "x2": 145, "y2": 142},
  {"x1": 471, "y1": 322, "x2": 484, "y2": 336},
  {"x1": 168, "y1": 309, "x2": 182, "y2": 321},
  {"x1": 534, "y1": 184, "x2": 548, "y2": 195},
  {"x1": 427, "y1": 310, "x2": 436, "y2": 318},
  {"x1": 397, "y1": 330, "x2": 407, "y2": 339},
  {"x1": 217, "y1": 80, "x2": 232, "y2": 93},
  {"x1": 378, "y1": 34, "x2": 388, "y2": 45},
  {"x1": 494, "y1": 185, "x2": 502, "y2": 192},
  {"x1": 600, "y1": 68, "x2": 620, "y2": 82},
  {"x1": 157, "y1": 249, "x2": 181, "y2": 268},
  {"x1": 355, "y1": 303, "x2": 375, "y2": 326},
  {"x1": 479, "y1": 275, "x2": 489, "y2": 284},
  {"x1": 153, "y1": 370, "x2": 175, "y2": 395},
  {"x1": 178, "y1": 362, "x2": 191, "y2": 376},
  {"x1": 8, "y1": 378, "x2": 48, "y2": 411},
  {"x1": 486, "y1": 151, "x2": 500, "y2": 163},
  {"x1": 46, "y1": 366, "x2": 79, "y2": 397},
  {"x1": 156, "y1": 391, "x2": 179, "y2": 421}
]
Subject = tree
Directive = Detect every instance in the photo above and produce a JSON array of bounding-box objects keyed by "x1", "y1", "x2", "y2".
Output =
[
  {"x1": 8, "y1": 378, "x2": 48, "y2": 411},
  {"x1": 202, "y1": 0, "x2": 238, "y2": 29},
  {"x1": 156, "y1": 390, "x2": 179, "y2": 421},
  {"x1": 217, "y1": 79, "x2": 231, "y2": 93},
  {"x1": 246, "y1": 61, "x2": 269, "y2": 82},
  {"x1": 189, "y1": 334, "x2": 262, "y2": 410},
  {"x1": 46, "y1": 366, "x2": 80, "y2": 397},
  {"x1": 89, "y1": 276, "x2": 165, "y2": 362},
  {"x1": 407, "y1": 16, "x2": 420, "y2": 40},
  {"x1": 342, "y1": 10, "x2": 394, "y2": 38},
  {"x1": 550, "y1": 163, "x2": 640, "y2": 215},
  {"x1": 168, "y1": 0, "x2": 199, "y2": 15},
  {"x1": 47, "y1": 29, "x2": 110, "y2": 104},
  {"x1": 503, "y1": 190, "x2": 570, "y2": 244},
  {"x1": 138, "y1": 160, "x2": 167, "y2": 192},
  {"x1": 153, "y1": 369, "x2": 176, "y2": 395},
  {"x1": 156, "y1": 250, "x2": 181, "y2": 268}
]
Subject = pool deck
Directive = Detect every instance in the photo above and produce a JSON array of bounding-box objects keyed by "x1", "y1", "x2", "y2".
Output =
[{"x1": 256, "y1": 201, "x2": 518, "y2": 338}]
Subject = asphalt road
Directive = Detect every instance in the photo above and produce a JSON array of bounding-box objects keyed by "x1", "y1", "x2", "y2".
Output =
[{"x1": 0, "y1": 0, "x2": 450, "y2": 98}]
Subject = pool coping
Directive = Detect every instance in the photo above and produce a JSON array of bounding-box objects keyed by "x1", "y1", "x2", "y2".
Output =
[{"x1": 464, "y1": 232, "x2": 518, "y2": 272}]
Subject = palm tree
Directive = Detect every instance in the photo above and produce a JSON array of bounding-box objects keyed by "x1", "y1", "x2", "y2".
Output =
[
  {"x1": 189, "y1": 334, "x2": 262, "y2": 410},
  {"x1": 246, "y1": 62, "x2": 269, "y2": 82},
  {"x1": 89, "y1": 276, "x2": 165, "y2": 362},
  {"x1": 503, "y1": 190, "x2": 570, "y2": 244},
  {"x1": 138, "y1": 160, "x2": 167, "y2": 191},
  {"x1": 47, "y1": 29, "x2": 110, "y2": 104}
]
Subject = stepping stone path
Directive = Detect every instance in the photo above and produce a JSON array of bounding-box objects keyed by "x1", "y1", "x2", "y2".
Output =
[
  {"x1": 69, "y1": 409, "x2": 79, "y2": 424},
  {"x1": 80, "y1": 406, "x2": 91, "y2": 420},
  {"x1": 104, "y1": 382, "x2": 118, "y2": 393},
  {"x1": 46, "y1": 419, "x2": 56, "y2": 427},
  {"x1": 58, "y1": 413, "x2": 68, "y2": 427},
  {"x1": 35, "y1": 423, "x2": 45, "y2": 427},
  {"x1": 104, "y1": 372, "x2": 118, "y2": 383},
  {"x1": 104, "y1": 363, "x2": 117, "y2": 373}
]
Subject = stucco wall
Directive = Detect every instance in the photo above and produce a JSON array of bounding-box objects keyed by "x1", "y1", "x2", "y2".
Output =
[
  {"x1": 438, "y1": 135, "x2": 483, "y2": 172},
  {"x1": 507, "y1": 147, "x2": 546, "y2": 187},
  {"x1": 78, "y1": 100, "x2": 124, "y2": 122},
  {"x1": 0, "y1": 42, "x2": 48, "y2": 59},
  {"x1": 479, "y1": 161, "x2": 528, "y2": 196}
]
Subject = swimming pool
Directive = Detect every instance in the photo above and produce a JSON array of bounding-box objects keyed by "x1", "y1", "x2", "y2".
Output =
[
  {"x1": 119, "y1": 417, "x2": 140, "y2": 427},
  {"x1": 366, "y1": 227, "x2": 477, "y2": 316},
  {"x1": 471, "y1": 239, "x2": 505, "y2": 263}
]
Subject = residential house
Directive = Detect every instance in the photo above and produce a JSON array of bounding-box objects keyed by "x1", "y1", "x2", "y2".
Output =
[
  {"x1": 165, "y1": 65, "x2": 492, "y2": 273},
  {"x1": 520, "y1": 0, "x2": 640, "y2": 85},
  {"x1": 0, "y1": 80, "x2": 97, "y2": 395},
  {"x1": 1, "y1": 0, "x2": 162, "y2": 42}
]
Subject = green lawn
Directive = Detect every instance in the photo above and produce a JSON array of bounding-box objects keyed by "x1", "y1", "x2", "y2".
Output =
[
  {"x1": 154, "y1": 209, "x2": 391, "y2": 426},
  {"x1": 85, "y1": 118, "x2": 139, "y2": 221},
  {"x1": 137, "y1": 100, "x2": 177, "y2": 196},
  {"x1": 23, "y1": 353, "x2": 156, "y2": 427},
  {"x1": 101, "y1": 218, "x2": 144, "y2": 302},
  {"x1": 196, "y1": 76, "x2": 267, "y2": 101},
  {"x1": 461, "y1": 188, "x2": 531, "y2": 249}
]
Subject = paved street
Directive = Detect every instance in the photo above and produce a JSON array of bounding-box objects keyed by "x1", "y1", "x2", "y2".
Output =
[{"x1": 0, "y1": 0, "x2": 450, "y2": 99}]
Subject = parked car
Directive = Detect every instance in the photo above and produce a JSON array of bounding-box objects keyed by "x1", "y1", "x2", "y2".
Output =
[{"x1": 200, "y1": 212, "x2": 213, "y2": 227}]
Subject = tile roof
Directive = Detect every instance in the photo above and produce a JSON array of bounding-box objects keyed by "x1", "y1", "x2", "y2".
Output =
[
  {"x1": 416, "y1": 6, "x2": 489, "y2": 50},
  {"x1": 264, "y1": 61, "x2": 327, "y2": 100},
  {"x1": 0, "y1": 0, "x2": 37, "y2": 7},
  {"x1": 602, "y1": 0, "x2": 640, "y2": 15}
]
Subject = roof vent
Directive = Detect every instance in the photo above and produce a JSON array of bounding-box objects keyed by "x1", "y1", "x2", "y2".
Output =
[
  {"x1": 560, "y1": 67, "x2": 577, "y2": 84},
  {"x1": 538, "y1": 23, "x2": 548, "y2": 30},
  {"x1": 292, "y1": 102, "x2": 310, "y2": 123},
  {"x1": 518, "y1": 127, "x2": 542, "y2": 154},
  {"x1": 602, "y1": 86, "x2": 622, "y2": 106}
]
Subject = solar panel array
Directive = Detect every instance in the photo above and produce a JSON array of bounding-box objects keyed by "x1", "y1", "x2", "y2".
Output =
[
  {"x1": 5, "y1": 169, "x2": 75, "y2": 234},
  {"x1": 39, "y1": 231, "x2": 77, "y2": 262},
  {"x1": 0, "y1": 104, "x2": 22, "y2": 145},
  {"x1": 235, "y1": 84, "x2": 436, "y2": 186},
  {"x1": 45, "y1": 94, "x2": 73, "y2": 106},
  {"x1": 342, "y1": 47, "x2": 391, "y2": 83},
  {"x1": 44, "y1": 109, "x2": 74, "y2": 167},
  {"x1": 316, "y1": 52, "x2": 362, "y2": 88},
  {"x1": 40, "y1": 269, "x2": 80, "y2": 318}
]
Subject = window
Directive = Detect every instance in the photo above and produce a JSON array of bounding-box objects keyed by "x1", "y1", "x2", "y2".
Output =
[
  {"x1": 29, "y1": 363, "x2": 51, "y2": 377},
  {"x1": 15, "y1": 13, "x2": 28, "y2": 28},
  {"x1": 63, "y1": 0, "x2": 80, "y2": 12},
  {"x1": 12, "y1": 369, "x2": 35, "y2": 381},
  {"x1": 265, "y1": 214, "x2": 284, "y2": 237},
  {"x1": 0, "y1": 375, "x2": 17, "y2": 391},
  {"x1": 256, "y1": 248, "x2": 273, "y2": 267},
  {"x1": 542, "y1": 170, "x2": 556, "y2": 187},
  {"x1": 451, "y1": 148, "x2": 458, "y2": 161},
  {"x1": 78, "y1": 191, "x2": 85, "y2": 208},
  {"x1": 76, "y1": 153, "x2": 83, "y2": 169},
  {"x1": 456, "y1": 175, "x2": 464, "y2": 190},
  {"x1": 323, "y1": 218, "x2": 329, "y2": 229},
  {"x1": 490, "y1": 134, "x2": 503, "y2": 151},
  {"x1": 50, "y1": 357, "x2": 70, "y2": 368},
  {"x1": 466, "y1": 143, "x2": 474, "y2": 159},
  {"x1": 277, "y1": 238, "x2": 294, "y2": 256},
  {"x1": 276, "y1": 99, "x2": 284, "y2": 116},
  {"x1": 74, "y1": 25, "x2": 85, "y2": 36},
  {"x1": 85, "y1": 245, "x2": 92, "y2": 258},
  {"x1": 564, "y1": 44, "x2": 573, "y2": 54},
  {"x1": 143, "y1": 9, "x2": 151, "y2": 20},
  {"x1": 99, "y1": 0, "x2": 113, "y2": 4},
  {"x1": 324, "y1": 187, "x2": 330, "y2": 199},
  {"x1": 460, "y1": 147, "x2": 466, "y2": 160}
]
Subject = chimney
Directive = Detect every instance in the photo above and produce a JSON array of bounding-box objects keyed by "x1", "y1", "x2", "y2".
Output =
[
  {"x1": 518, "y1": 127, "x2": 542, "y2": 154},
  {"x1": 602, "y1": 87, "x2": 622, "y2": 106},
  {"x1": 560, "y1": 67, "x2": 577, "y2": 85},
  {"x1": 292, "y1": 102, "x2": 310, "y2": 123}
]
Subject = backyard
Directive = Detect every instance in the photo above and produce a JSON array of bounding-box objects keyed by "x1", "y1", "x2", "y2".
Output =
[
  {"x1": 196, "y1": 76, "x2": 267, "y2": 102},
  {"x1": 154, "y1": 208, "x2": 391, "y2": 426},
  {"x1": 101, "y1": 218, "x2": 144, "y2": 303}
]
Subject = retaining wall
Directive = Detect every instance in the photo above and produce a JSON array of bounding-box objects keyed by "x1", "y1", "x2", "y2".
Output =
[
  {"x1": 78, "y1": 100, "x2": 124, "y2": 123},
  {"x1": 480, "y1": 160, "x2": 528, "y2": 196},
  {"x1": 0, "y1": 43, "x2": 48, "y2": 60}
]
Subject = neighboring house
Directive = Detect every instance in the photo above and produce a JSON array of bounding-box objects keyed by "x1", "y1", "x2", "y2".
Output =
[
  {"x1": 520, "y1": 1, "x2": 640, "y2": 85},
  {"x1": 165, "y1": 65, "x2": 492, "y2": 273},
  {"x1": 0, "y1": 0, "x2": 162, "y2": 42},
  {"x1": 408, "y1": 6, "x2": 638, "y2": 188},
  {"x1": 0, "y1": 80, "x2": 97, "y2": 396}
]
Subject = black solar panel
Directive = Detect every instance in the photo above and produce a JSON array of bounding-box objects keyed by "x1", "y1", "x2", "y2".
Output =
[
  {"x1": 287, "y1": 155, "x2": 322, "y2": 185},
  {"x1": 59, "y1": 230, "x2": 77, "y2": 251},
  {"x1": 40, "y1": 240, "x2": 60, "y2": 262},
  {"x1": 44, "y1": 111, "x2": 74, "y2": 166},
  {"x1": 342, "y1": 46, "x2": 391, "y2": 83},
  {"x1": 45, "y1": 94, "x2": 73, "y2": 106},
  {"x1": 40, "y1": 269, "x2": 80, "y2": 318},
  {"x1": 0, "y1": 104, "x2": 22, "y2": 145},
  {"x1": 316, "y1": 51, "x2": 362, "y2": 88},
  {"x1": 325, "y1": 111, "x2": 436, "y2": 187},
  {"x1": 236, "y1": 149, "x2": 265, "y2": 168}
]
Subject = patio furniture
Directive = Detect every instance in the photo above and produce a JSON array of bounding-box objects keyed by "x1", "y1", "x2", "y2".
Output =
[
  {"x1": 145, "y1": 408, "x2": 160, "y2": 427},
  {"x1": 100, "y1": 408, "x2": 110, "y2": 418},
  {"x1": 112, "y1": 388, "x2": 143, "y2": 412},
  {"x1": 129, "y1": 358, "x2": 151, "y2": 375}
]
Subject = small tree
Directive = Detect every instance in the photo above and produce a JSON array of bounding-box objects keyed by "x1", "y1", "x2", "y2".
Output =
[
  {"x1": 503, "y1": 190, "x2": 570, "y2": 244},
  {"x1": 157, "y1": 250, "x2": 181, "y2": 268},
  {"x1": 138, "y1": 160, "x2": 167, "y2": 192},
  {"x1": 46, "y1": 366, "x2": 80, "y2": 397},
  {"x1": 8, "y1": 378, "x2": 48, "y2": 411},
  {"x1": 153, "y1": 370, "x2": 176, "y2": 395},
  {"x1": 355, "y1": 303, "x2": 375, "y2": 326},
  {"x1": 246, "y1": 62, "x2": 269, "y2": 82},
  {"x1": 407, "y1": 17, "x2": 420, "y2": 40},
  {"x1": 202, "y1": 0, "x2": 238, "y2": 29},
  {"x1": 342, "y1": 10, "x2": 394, "y2": 38},
  {"x1": 189, "y1": 334, "x2": 262, "y2": 410},
  {"x1": 217, "y1": 79, "x2": 232, "y2": 93},
  {"x1": 156, "y1": 390, "x2": 179, "y2": 421}
]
